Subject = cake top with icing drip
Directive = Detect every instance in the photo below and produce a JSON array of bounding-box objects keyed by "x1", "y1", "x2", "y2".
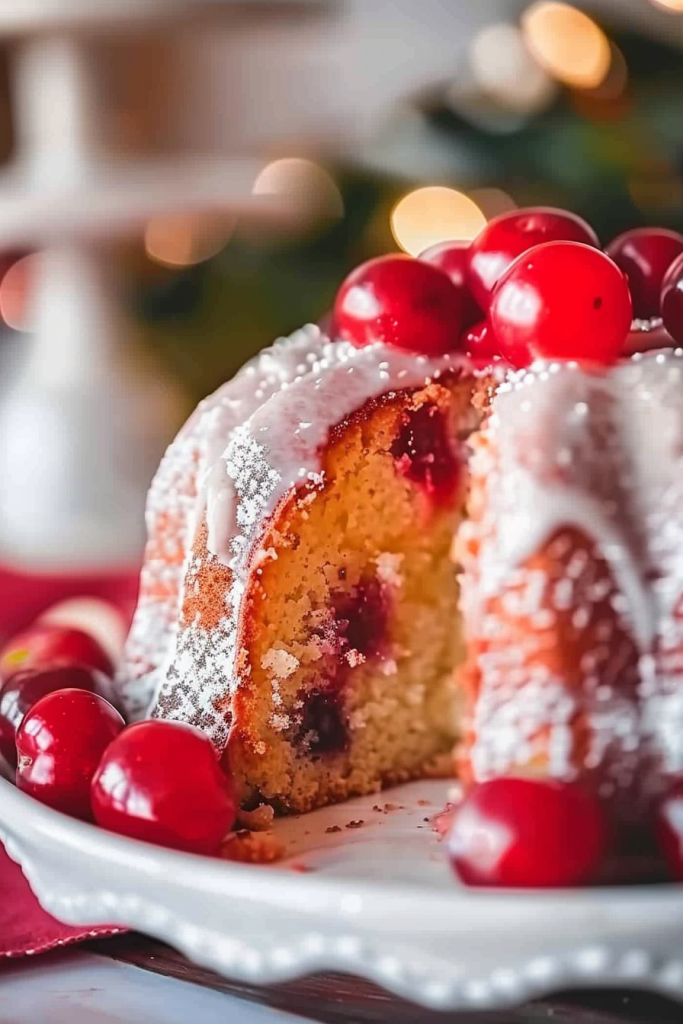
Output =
[{"x1": 476, "y1": 348, "x2": 683, "y2": 653}]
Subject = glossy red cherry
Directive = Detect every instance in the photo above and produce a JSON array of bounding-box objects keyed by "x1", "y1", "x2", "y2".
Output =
[
  {"x1": 660, "y1": 251, "x2": 683, "y2": 345},
  {"x1": 0, "y1": 665, "x2": 105, "y2": 768},
  {"x1": 489, "y1": 241, "x2": 632, "y2": 368},
  {"x1": 0, "y1": 623, "x2": 113, "y2": 684},
  {"x1": 462, "y1": 320, "x2": 500, "y2": 363},
  {"x1": 332, "y1": 254, "x2": 463, "y2": 356},
  {"x1": 606, "y1": 227, "x2": 683, "y2": 320},
  {"x1": 16, "y1": 689, "x2": 124, "y2": 820},
  {"x1": 655, "y1": 781, "x2": 683, "y2": 880},
  {"x1": 419, "y1": 240, "x2": 482, "y2": 329},
  {"x1": 91, "y1": 720, "x2": 237, "y2": 855},
  {"x1": 448, "y1": 778, "x2": 609, "y2": 888},
  {"x1": 467, "y1": 207, "x2": 599, "y2": 308}
]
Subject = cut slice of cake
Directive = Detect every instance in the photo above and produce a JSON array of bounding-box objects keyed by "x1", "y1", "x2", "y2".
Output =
[{"x1": 119, "y1": 326, "x2": 494, "y2": 812}]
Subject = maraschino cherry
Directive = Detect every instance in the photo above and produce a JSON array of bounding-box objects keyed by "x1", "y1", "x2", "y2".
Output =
[
  {"x1": 448, "y1": 777, "x2": 609, "y2": 888},
  {"x1": 655, "y1": 781, "x2": 683, "y2": 880},
  {"x1": 332, "y1": 254, "x2": 463, "y2": 356},
  {"x1": 419, "y1": 240, "x2": 481, "y2": 329},
  {"x1": 489, "y1": 241, "x2": 632, "y2": 367},
  {"x1": 16, "y1": 689, "x2": 124, "y2": 820},
  {"x1": 660, "y1": 251, "x2": 683, "y2": 345},
  {"x1": 467, "y1": 207, "x2": 599, "y2": 308},
  {"x1": 606, "y1": 227, "x2": 683, "y2": 320},
  {"x1": 91, "y1": 720, "x2": 238, "y2": 855},
  {"x1": 0, "y1": 665, "x2": 105, "y2": 767},
  {"x1": 0, "y1": 623, "x2": 113, "y2": 683}
]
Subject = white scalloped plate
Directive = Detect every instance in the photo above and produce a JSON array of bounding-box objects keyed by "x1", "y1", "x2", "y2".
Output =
[{"x1": 2, "y1": 774, "x2": 683, "y2": 1011}]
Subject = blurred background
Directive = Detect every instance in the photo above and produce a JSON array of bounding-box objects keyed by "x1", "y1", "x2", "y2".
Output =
[{"x1": 0, "y1": 0, "x2": 682, "y2": 636}]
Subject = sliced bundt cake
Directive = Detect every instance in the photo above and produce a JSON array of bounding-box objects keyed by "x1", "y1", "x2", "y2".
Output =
[{"x1": 119, "y1": 324, "x2": 493, "y2": 812}]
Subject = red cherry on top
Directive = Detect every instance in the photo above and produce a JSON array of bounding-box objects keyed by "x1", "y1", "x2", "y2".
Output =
[
  {"x1": 332, "y1": 254, "x2": 463, "y2": 356},
  {"x1": 419, "y1": 240, "x2": 482, "y2": 329},
  {"x1": 16, "y1": 689, "x2": 124, "y2": 820},
  {"x1": 606, "y1": 227, "x2": 683, "y2": 321},
  {"x1": 448, "y1": 777, "x2": 609, "y2": 888},
  {"x1": 660, "y1": 251, "x2": 683, "y2": 345},
  {"x1": 0, "y1": 664, "x2": 106, "y2": 768},
  {"x1": 91, "y1": 720, "x2": 238, "y2": 855},
  {"x1": 0, "y1": 623, "x2": 114, "y2": 684},
  {"x1": 489, "y1": 241, "x2": 632, "y2": 368},
  {"x1": 462, "y1": 320, "x2": 500, "y2": 363},
  {"x1": 467, "y1": 207, "x2": 599, "y2": 309}
]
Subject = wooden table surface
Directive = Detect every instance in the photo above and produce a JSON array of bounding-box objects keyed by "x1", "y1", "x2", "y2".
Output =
[{"x1": 72, "y1": 934, "x2": 683, "y2": 1024}]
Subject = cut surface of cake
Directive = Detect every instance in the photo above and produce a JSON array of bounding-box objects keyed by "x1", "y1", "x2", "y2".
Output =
[
  {"x1": 457, "y1": 349, "x2": 683, "y2": 814},
  {"x1": 119, "y1": 325, "x2": 493, "y2": 812}
]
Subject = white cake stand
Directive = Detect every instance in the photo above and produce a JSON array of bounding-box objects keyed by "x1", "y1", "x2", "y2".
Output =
[{"x1": 0, "y1": 1, "x2": 337, "y2": 571}]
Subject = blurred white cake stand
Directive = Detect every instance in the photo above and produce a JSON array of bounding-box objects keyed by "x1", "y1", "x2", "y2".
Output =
[{"x1": 0, "y1": 1, "x2": 333, "y2": 573}]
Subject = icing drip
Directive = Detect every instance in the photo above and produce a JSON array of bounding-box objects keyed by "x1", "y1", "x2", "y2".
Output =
[
  {"x1": 464, "y1": 348, "x2": 683, "y2": 790},
  {"x1": 118, "y1": 325, "x2": 481, "y2": 744}
]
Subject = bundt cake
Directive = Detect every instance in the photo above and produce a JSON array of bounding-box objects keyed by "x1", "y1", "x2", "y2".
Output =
[
  {"x1": 118, "y1": 213, "x2": 683, "y2": 833},
  {"x1": 456, "y1": 348, "x2": 683, "y2": 815},
  {"x1": 119, "y1": 324, "x2": 496, "y2": 812}
]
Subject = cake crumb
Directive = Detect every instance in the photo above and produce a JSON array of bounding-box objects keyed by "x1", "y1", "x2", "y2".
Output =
[
  {"x1": 221, "y1": 830, "x2": 283, "y2": 863},
  {"x1": 236, "y1": 803, "x2": 275, "y2": 832},
  {"x1": 325, "y1": 825, "x2": 342, "y2": 834},
  {"x1": 345, "y1": 819, "x2": 364, "y2": 829}
]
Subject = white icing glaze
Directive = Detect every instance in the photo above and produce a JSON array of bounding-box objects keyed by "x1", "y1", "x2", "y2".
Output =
[
  {"x1": 464, "y1": 348, "x2": 683, "y2": 789},
  {"x1": 481, "y1": 350, "x2": 683, "y2": 651},
  {"x1": 118, "y1": 325, "x2": 478, "y2": 742}
]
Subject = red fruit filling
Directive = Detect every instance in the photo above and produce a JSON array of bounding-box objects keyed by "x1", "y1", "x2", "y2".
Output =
[
  {"x1": 332, "y1": 575, "x2": 388, "y2": 661},
  {"x1": 298, "y1": 690, "x2": 349, "y2": 756},
  {"x1": 296, "y1": 574, "x2": 391, "y2": 756},
  {"x1": 390, "y1": 402, "x2": 460, "y2": 505}
]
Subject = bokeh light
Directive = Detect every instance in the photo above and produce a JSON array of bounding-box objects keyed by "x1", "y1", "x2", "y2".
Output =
[
  {"x1": 0, "y1": 254, "x2": 33, "y2": 331},
  {"x1": 252, "y1": 158, "x2": 344, "y2": 221},
  {"x1": 390, "y1": 187, "x2": 486, "y2": 256},
  {"x1": 522, "y1": 2, "x2": 612, "y2": 90},
  {"x1": 144, "y1": 214, "x2": 234, "y2": 268},
  {"x1": 470, "y1": 23, "x2": 557, "y2": 115}
]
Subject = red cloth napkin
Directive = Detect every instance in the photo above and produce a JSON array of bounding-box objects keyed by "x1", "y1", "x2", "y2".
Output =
[
  {"x1": 0, "y1": 564, "x2": 140, "y2": 643},
  {"x1": 0, "y1": 844, "x2": 122, "y2": 957}
]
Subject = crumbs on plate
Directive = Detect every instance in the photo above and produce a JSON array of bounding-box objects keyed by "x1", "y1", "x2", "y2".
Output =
[{"x1": 221, "y1": 829, "x2": 283, "y2": 863}]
